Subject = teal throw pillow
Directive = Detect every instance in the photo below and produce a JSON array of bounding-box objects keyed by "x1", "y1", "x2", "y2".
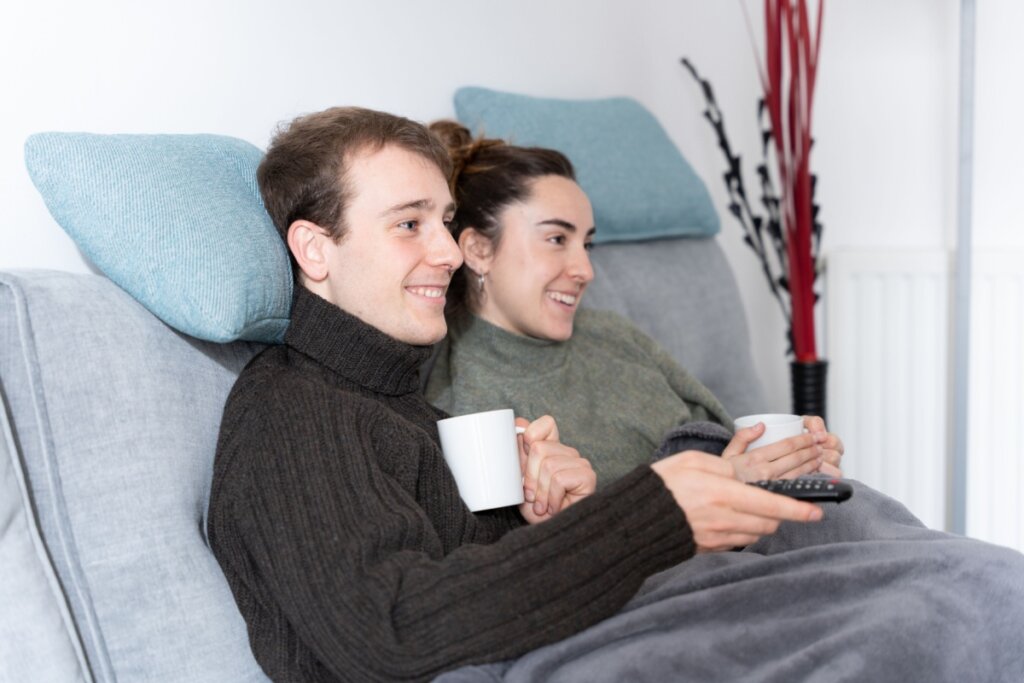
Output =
[
  {"x1": 454, "y1": 87, "x2": 719, "y2": 243},
  {"x1": 24, "y1": 133, "x2": 292, "y2": 343}
]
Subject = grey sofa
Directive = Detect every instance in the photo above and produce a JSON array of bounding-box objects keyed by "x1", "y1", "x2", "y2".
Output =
[{"x1": 0, "y1": 236, "x2": 764, "y2": 682}]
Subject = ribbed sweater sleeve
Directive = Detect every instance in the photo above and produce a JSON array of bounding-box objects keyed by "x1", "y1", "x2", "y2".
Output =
[{"x1": 216, "y1": 380, "x2": 692, "y2": 682}]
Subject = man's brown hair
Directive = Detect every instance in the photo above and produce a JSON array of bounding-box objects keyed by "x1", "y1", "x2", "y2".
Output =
[{"x1": 258, "y1": 107, "x2": 452, "y2": 249}]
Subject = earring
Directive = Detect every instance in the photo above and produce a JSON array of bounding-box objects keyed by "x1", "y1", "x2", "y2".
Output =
[{"x1": 477, "y1": 273, "x2": 485, "y2": 292}]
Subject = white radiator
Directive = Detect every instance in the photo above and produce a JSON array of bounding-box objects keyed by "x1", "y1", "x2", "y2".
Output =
[
  {"x1": 966, "y1": 251, "x2": 1024, "y2": 550},
  {"x1": 827, "y1": 248, "x2": 1024, "y2": 552},
  {"x1": 826, "y1": 250, "x2": 950, "y2": 532}
]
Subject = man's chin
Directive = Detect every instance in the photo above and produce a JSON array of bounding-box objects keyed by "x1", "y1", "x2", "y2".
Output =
[{"x1": 401, "y1": 319, "x2": 447, "y2": 346}]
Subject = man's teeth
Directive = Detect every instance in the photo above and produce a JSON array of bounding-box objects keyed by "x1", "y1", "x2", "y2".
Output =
[
  {"x1": 410, "y1": 287, "x2": 444, "y2": 298},
  {"x1": 547, "y1": 292, "x2": 577, "y2": 305}
]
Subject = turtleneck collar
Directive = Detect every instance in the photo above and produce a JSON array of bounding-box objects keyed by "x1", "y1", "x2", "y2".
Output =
[
  {"x1": 450, "y1": 314, "x2": 570, "y2": 376},
  {"x1": 285, "y1": 286, "x2": 432, "y2": 396}
]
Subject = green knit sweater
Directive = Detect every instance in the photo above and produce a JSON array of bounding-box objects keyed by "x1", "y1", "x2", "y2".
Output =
[
  {"x1": 207, "y1": 288, "x2": 693, "y2": 682},
  {"x1": 425, "y1": 310, "x2": 733, "y2": 487}
]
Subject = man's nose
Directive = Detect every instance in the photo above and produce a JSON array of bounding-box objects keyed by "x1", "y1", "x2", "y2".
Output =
[{"x1": 430, "y1": 224, "x2": 464, "y2": 271}]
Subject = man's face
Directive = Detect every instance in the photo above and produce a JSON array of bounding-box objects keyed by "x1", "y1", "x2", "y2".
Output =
[{"x1": 321, "y1": 144, "x2": 461, "y2": 345}]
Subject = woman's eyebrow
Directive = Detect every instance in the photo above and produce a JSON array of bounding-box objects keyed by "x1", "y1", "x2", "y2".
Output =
[
  {"x1": 536, "y1": 218, "x2": 577, "y2": 231},
  {"x1": 536, "y1": 219, "x2": 597, "y2": 238}
]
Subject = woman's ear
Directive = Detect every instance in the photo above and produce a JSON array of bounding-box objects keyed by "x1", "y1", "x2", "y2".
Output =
[
  {"x1": 458, "y1": 228, "x2": 495, "y2": 275},
  {"x1": 287, "y1": 220, "x2": 330, "y2": 282}
]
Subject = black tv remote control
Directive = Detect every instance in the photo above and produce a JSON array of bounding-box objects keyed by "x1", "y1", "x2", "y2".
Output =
[{"x1": 749, "y1": 477, "x2": 853, "y2": 503}]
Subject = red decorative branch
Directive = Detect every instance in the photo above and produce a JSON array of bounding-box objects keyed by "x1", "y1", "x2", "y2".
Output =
[
  {"x1": 683, "y1": 0, "x2": 825, "y2": 362},
  {"x1": 759, "y1": 0, "x2": 823, "y2": 361}
]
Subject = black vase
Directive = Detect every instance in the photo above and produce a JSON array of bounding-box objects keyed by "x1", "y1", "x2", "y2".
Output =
[{"x1": 791, "y1": 360, "x2": 828, "y2": 422}]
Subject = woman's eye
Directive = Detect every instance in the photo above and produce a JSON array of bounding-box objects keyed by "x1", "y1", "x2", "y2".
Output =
[
  {"x1": 548, "y1": 235, "x2": 566, "y2": 245},
  {"x1": 398, "y1": 220, "x2": 418, "y2": 231},
  {"x1": 584, "y1": 242, "x2": 595, "y2": 251}
]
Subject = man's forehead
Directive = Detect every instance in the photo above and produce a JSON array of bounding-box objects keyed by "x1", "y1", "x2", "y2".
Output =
[
  {"x1": 343, "y1": 144, "x2": 453, "y2": 212},
  {"x1": 345, "y1": 142, "x2": 440, "y2": 175}
]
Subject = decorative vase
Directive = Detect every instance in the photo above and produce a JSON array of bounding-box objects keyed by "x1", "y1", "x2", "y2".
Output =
[{"x1": 791, "y1": 360, "x2": 828, "y2": 422}]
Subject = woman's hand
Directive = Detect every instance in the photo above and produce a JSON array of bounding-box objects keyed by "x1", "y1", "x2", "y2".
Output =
[
  {"x1": 722, "y1": 424, "x2": 824, "y2": 482},
  {"x1": 515, "y1": 415, "x2": 596, "y2": 524},
  {"x1": 803, "y1": 415, "x2": 844, "y2": 476},
  {"x1": 722, "y1": 416, "x2": 845, "y2": 482}
]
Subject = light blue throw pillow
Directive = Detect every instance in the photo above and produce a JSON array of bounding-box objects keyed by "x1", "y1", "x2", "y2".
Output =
[
  {"x1": 24, "y1": 133, "x2": 292, "y2": 343},
  {"x1": 454, "y1": 87, "x2": 719, "y2": 243}
]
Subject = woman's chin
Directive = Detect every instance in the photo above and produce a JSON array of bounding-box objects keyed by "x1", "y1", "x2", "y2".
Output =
[{"x1": 538, "y1": 320, "x2": 574, "y2": 342}]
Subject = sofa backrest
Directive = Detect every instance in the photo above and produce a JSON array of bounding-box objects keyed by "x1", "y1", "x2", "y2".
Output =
[
  {"x1": 584, "y1": 237, "x2": 767, "y2": 418},
  {"x1": 0, "y1": 236, "x2": 763, "y2": 681},
  {"x1": 0, "y1": 271, "x2": 269, "y2": 682},
  {"x1": 1, "y1": 375, "x2": 91, "y2": 682}
]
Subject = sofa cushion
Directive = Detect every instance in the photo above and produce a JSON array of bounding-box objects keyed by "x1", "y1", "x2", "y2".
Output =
[
  {"x1": 454, "y1": 86, "x2": 719, "y2": 244},
  {"x1": 24, "y1": 133, "x2": 292, "y2": 344},
  {"x1": 0, "y1": 271, "x2": 270, "y2": 682},
  {"x1": 0, "y1": 395, "x2": 91, "y2": 682}
]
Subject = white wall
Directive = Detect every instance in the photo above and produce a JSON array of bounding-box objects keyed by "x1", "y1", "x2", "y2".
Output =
[
  {"x1": 0, "y1": 0, "x2": 647, "y2": 268},
  {"x1": 624, "y1": 0, "x2": 962, "y2": 409},
  {"x1": 966, "y1": 0, "x2": 1024, "y2": 548},
  {"x1": 0, "y1": 0, "x2": 967, "y2": 414},
  {"x1": 974, "y1": 0, "x2": 1024, "y2": 248}
]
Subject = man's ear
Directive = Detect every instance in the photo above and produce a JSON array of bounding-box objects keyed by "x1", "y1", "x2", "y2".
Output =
[
  {"x1": 458, "y1": 228, "x2": 494, "y2": 275},
  {"x1": 287, "y1": 220, "x2": 330, "y2": 282}
]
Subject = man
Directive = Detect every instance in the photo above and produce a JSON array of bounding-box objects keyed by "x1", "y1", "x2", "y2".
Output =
[{"x1": 207, "y1": 106, "x2": 823, "y2": 682}]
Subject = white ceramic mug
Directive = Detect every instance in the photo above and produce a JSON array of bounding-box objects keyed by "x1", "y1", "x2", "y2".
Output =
[
  {"x1": 734, "y1": 413, "x2": 805, "y2": 450},
  {"x1": 437, "y1": 408, "x2": 525, "y2": 512}
]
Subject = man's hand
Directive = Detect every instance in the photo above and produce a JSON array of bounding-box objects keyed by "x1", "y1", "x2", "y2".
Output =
[
  {"x1": 651, "y1": 450, "x2": 823, "y2": 552},
  {"x1": 515, "y1": 416, "x2": 596, "y2": 524}
]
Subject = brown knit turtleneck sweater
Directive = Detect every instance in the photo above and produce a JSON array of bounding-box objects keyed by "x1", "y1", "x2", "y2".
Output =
[{"x1": 207, "y1": 287, "x2": 694, "y2": 682}]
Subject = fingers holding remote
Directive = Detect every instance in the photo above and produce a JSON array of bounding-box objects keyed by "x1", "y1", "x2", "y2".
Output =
[{"x1": 651, "y1": 450, "x2": 823, "y2": 553}]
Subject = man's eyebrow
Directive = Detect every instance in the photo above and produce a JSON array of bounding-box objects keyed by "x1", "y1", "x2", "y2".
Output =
[
  {"x1": 537, "y1": 219, "x2": 597, "y2": 237},
  {"x1": 379, "y1": 199, "x2": 442, "y2": 217},
  {"x1": 379, "y1": 199, "x2": 457, "y2": 218}
]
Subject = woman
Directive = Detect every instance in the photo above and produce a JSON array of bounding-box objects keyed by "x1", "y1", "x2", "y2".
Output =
[{"x1": 425, "y1": 121, "x2": 843, "y2": 486}]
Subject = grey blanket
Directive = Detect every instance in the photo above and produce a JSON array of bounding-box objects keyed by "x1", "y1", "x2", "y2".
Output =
[{"x1": 437, "y1": 482, "x2": 1024, "y2": 682}]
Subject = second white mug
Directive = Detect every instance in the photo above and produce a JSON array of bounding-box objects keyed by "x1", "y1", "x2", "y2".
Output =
[{"x1": 734, "y1": 413, "x2": 805, "y2": 450}]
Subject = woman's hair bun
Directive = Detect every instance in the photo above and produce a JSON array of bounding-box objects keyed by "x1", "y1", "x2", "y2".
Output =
[
  {"x1": 429, "y1": 120, "x2": 474, "y2": 152},
  {"x1": 428, "y1": 119, "x2": 505, "y2": 186}
]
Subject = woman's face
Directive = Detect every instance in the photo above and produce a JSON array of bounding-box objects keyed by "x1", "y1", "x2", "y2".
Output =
[{"x1": 466, "y1": 175, "x2": 595, "y2": 341}]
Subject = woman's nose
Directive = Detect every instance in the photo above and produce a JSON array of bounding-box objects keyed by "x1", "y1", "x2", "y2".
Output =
[{"x1": 569, "y1": 247, "x2": 594, "y2": 283}]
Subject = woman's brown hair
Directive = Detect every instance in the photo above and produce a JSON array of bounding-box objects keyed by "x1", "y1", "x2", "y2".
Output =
[{"x1": 428, "y1": 120, "x2": 576, "y2": 317}]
